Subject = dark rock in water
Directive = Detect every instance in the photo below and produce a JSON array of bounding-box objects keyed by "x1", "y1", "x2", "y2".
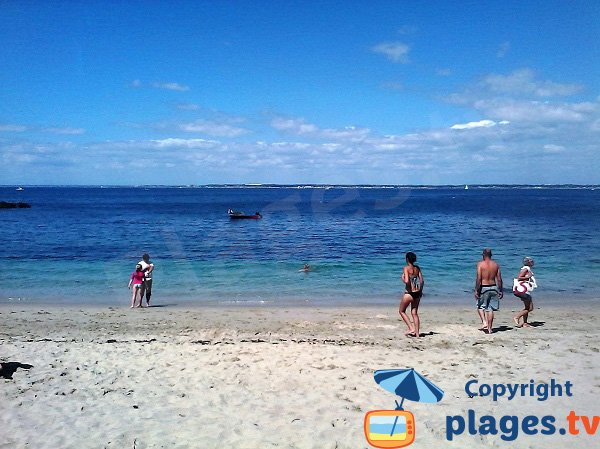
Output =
[{"x1": 0, "y1": 201, "x2": 31, "y2": 209}]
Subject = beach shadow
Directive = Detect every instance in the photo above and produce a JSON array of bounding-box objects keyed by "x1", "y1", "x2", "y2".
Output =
[
  {"x1": 147, "y1": 304, "x2": 177, "y2": 308},
  {"x1": 481, "y1": 325, "x2": 513, "y2": 334},
  {"x1": 0, "y1": 362, "x2": 33, "y2": 379},
  {"x1": 525, "y1": 321, "x2": 545, "y2": 328},
  {"x1": 418, "y1": 331, "x2": 438, "y2": 338},
  {"x1": 405, "y1": 331, "x2": 439, "y2": 338}
]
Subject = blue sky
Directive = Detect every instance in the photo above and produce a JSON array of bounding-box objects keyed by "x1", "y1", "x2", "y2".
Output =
[{"x1": 1, "y1": 1, "x2": 599, "y2": 185}]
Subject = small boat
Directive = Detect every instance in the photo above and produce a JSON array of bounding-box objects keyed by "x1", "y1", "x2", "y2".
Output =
[
  {"x1": 464, "y1": 185, "x2": 469, "y2": 190},
  {"x1": 16, "y1": 187, "x2": 24, "y2": 191},
  {"x1": 228, "y1": 209, "x2": 262, "y2": 219},
  {"x1": 0, "y1": 201, "x2": 31, "y2": 209}
]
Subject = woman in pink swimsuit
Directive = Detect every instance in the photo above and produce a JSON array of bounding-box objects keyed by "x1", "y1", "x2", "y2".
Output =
[{"x1": 128, "y1": 264, "x2": 145, "y2": 308}]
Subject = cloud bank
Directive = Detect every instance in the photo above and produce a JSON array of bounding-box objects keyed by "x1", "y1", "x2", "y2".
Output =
[{"x1": 2, "y1": 69, "x2": 599, "y2": 184}]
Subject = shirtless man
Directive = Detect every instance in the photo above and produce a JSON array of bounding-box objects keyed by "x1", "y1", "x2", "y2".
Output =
[{"x1": 474, "y1": 248, "x2": 503, "y2": 334}]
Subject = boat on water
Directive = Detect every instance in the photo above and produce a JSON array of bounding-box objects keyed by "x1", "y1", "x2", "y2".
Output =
[
  {"x1": 228, "y1": 209, "x2": 262, "y2": 219},
  {"x1": 16, "y1": 187, "x2": 24, "y2": 191},
  {"x1": 0, "y1": 201, "x2": 31, "y2": 208},
  {"x1": 464, "y1": 185, "x2": 469, "y2": 190}
]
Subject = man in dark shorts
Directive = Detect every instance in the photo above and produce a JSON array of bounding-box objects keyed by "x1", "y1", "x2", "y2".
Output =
[
  {"x1": 138, "y1": 253, "x2": 154, "y2": 306},
  {"x1": 474, "y1": 248, "x2": 503, "y2": 334}
]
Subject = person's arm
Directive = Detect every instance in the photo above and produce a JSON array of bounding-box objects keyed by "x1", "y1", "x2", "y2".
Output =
[
  {"x1": 401, "y1": 267, "x2": 409, "y2": 285},
  {"x1": 474, "y1": 264, "x2": 482, "y2": 299},
  {"x1": 497, "y1": 267, "x2": 503, "y2": 298},
  {"x1": 517, "y1": 268, "x2": 530, "y2": 281},
  {"x1": 418, "y1": 268, "x2": 424, "y2": 291},
  {"x1": 147, "y1": 263, "x2": 154, "y2": 274},
  {"x1": 128, "y1": 274, "x2": 133, "y2": 289}
]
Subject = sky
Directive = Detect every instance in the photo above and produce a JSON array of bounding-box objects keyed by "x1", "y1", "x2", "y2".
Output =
[{"x1": 1, "y1": 1, "x2": 599, "y2": 185}]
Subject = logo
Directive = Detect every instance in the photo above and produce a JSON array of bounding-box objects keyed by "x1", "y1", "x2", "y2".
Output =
[
  {"x1": 364, "y1": 368, "x2": 444, "y2": 448},
  {"x1": 364, "y1": 410, "x2": 416, "y2": 448}
]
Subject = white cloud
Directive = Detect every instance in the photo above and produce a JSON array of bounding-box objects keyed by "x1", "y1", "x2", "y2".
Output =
[
  {"x1": 450, "y1": 119, "x2": 509, "y2": 130},
  {"x1": 444, "y1": 70, "x2": 596, "y2": 134},
  {"x1": 372, "y1": 42, "x2": 410, "y2": 63},
  {"x1": 130, "y1": 79, "x2": 142, "y2": 88},
  {"x1": 151, "y1": 138, "x2": 221, "y2": 149},
  {"x1": 44, "y1": 127, "x2": 86, "y2": 135},
  {"x1": 271, "y1": 117, "x2": 370, "y2": 141},
  {"x1": 0, "y1": 124, "x2": 27, "y2": 132},
  {"x1": 1, "y1": 141, "x2": 79, "y2": 167},
  {"x1": 481, "y1": 69, "x2": 583, "y2": 97},
  {"x1": 177, "y1": 103, "x2": 201, "y2": 111},
  {"x1": 271, "y1": 118, "x2": 318, "y2": 135},
  {"x1": 543, "y1": 144, "x2": 565, "y2": 153},
  {"x1": 151, "y1": 82, "x2": 190, "y2": 92},
  {"x1": 178, "y1": 119, "x2": 249, "y2": 137},
  {"x1": 1, "y1": 124, "x2": 85, "y2": 135},
  {"x1": 474, "y1": 99, "x2": 596, "y2": 123}
]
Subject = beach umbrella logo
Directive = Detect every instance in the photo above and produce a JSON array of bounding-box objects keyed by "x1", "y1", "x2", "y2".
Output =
[{"x1": 364, "y1": 368, "x2": 444, "y2": 448}]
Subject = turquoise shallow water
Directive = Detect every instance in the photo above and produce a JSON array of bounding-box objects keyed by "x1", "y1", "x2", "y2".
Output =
[{"x1": 1, "y1": 186, "x2": 599, "y2": 305}]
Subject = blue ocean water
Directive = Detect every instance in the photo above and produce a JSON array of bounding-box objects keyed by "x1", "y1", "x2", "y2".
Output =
[{"x1": 1, "y1": 186, "x2": 599, "y2": 305}]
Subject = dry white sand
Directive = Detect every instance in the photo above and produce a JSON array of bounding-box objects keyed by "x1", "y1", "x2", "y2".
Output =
[{"x1": 1, "y1": 301, "x2": 599, "y2": 448}]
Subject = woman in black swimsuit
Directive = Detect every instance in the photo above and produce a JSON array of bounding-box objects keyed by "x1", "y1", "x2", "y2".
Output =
[{"x1": 399, "y1": 252, "x2": 424, "y2": 337}]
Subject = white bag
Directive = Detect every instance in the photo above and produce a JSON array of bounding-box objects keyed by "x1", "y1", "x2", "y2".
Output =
[{"x1": 513, "y1": 276, "x2": 537, "y2": 295}]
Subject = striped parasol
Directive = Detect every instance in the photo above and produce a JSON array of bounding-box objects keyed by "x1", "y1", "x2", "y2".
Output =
[{"x1": 374, "y1": 368, "x2": 444, "y2": 408}]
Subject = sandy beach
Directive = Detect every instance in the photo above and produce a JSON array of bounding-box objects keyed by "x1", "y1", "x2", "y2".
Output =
[{"x1": 1, "y1": 301, "x2": 599, "y2": 449}]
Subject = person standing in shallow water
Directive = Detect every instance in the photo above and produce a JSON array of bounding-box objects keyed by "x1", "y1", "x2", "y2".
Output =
[
  {"x1": 399, "y1": 252, "x2": 424, "y2": 337},
  {"x1": 474, "y1": 248, "x2": 503, "y2": 334}
]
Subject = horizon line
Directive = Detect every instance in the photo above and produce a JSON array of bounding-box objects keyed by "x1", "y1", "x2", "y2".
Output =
[{"x1": 2, "y1": 183, "x2": 599, "y2": 188}]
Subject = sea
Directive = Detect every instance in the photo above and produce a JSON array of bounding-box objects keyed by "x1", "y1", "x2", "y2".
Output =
[{"x1": 1, "y1": 185, "x2": 599, "y2": 306}]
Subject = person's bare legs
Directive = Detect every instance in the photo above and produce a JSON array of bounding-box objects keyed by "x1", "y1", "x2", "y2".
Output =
[
  {"x1": 135, "y1": 286, "x2": 143, "y2": 308},
  {"x1": 485, "y1": 311, "x2": 494, "y2": 334},
  {"x1": 477, "y1": 308, "x2": 487, "y2": 331},
  {"x1": 513, "y1": 314, "x2": 522, "y2": 327},
  {"x1": 131, "y1": 286, "x2": 142, "y2": 308},
  {"x1": 399, "y1": 293, "x2": 416, "y2": 336},
  {"x1": 411, "y1": 297, "x2": 421, "y2": 337},
  {"x1": 522, "y1": 298, "x2": 533, "y2": 327},
  {"x1": 513, "y1": 297, "x2": 533, "y2": 327}
]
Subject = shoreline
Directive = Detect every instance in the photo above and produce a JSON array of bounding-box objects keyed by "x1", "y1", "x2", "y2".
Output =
[{"x1": 1, "y1": 290, "x2": 597, "y2": 308}]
